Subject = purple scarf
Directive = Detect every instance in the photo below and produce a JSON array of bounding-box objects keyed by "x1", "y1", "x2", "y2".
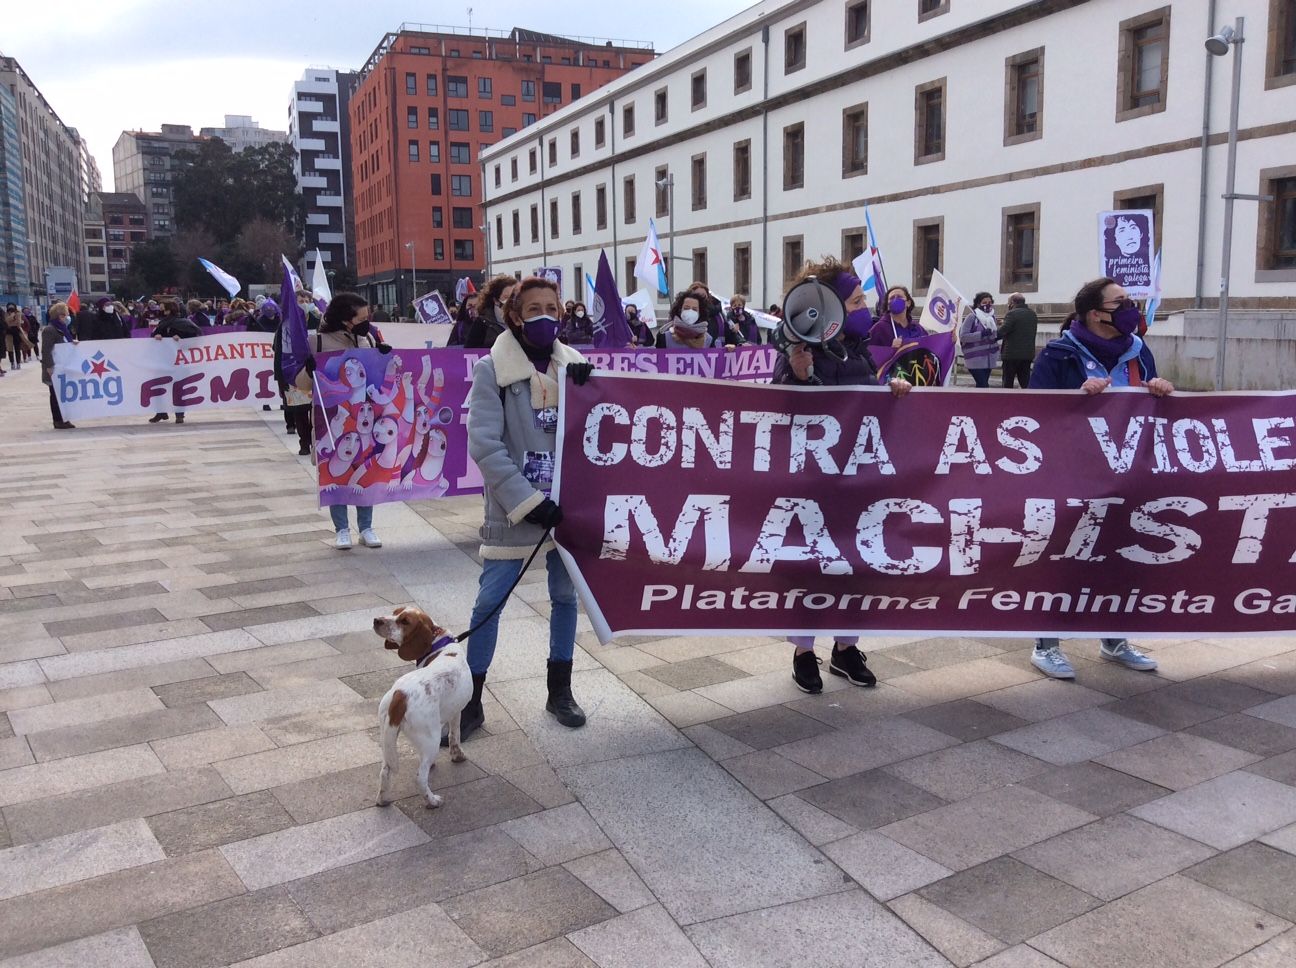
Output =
[
  {"x1": 1069, "y1": 320, "x2": 1133, "y2": 375},
  {"x1": 49, "y1": 317, "x2": 73, "y2": 343}
]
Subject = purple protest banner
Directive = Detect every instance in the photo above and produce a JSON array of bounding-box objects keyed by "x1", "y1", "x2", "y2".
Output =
[
  {"x1": 869, "y1": 331, "x2": 958, "y2": 387},
  {"x1": 555, "y1": 372, "x2": 1296, "y2": 642}
]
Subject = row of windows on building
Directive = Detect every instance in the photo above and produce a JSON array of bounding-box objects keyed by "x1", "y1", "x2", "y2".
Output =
[
  {"x1": 402, "y1": 45, "x2": 627, "y2": 69},
  {"x1": 493, "y1": 1, "x2": 1296, "y2": 186},
  {"x1": 495, "y1": 171, "x2": 1296, "y2": 293},
  {"x1": 402, "y1": 73, "x2": 581, "y2": 105}
]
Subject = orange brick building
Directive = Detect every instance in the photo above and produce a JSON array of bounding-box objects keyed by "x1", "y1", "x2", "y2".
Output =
[{"x1": 349, "y1": 25, "x2": 654, "y2": 313}]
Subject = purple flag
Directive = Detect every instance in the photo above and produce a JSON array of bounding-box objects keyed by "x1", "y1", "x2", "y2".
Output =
[
  {"x1": 279, "y1": 261, "x2": 311, "y2": 386},
  {"x1": 591, "y1": 251, "x2": 633, "y2": 348}
]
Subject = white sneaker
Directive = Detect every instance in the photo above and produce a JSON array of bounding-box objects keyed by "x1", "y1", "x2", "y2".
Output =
[
  {"x1": 360, "y1": 528, "x2": 382, "y2": 548},
  {"x1": 334, "y1": 529, "x2": 353, "y2": 550}
]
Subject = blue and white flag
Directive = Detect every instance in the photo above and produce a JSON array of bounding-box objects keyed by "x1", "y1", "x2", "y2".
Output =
[
  {"x1": 1143, "y1": 248, "x2": 1163, "y2": 326},
  {"x1": 634, "y1": 218, "x2": 669, "y2": 296},
  {"x1": 197, "y1": 258, "x2": 241, "y2": 299}
]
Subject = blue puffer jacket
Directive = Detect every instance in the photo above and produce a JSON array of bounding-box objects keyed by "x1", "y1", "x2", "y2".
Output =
[{"x1": 1029, "y1": 329, "x2": 1157, "y2": 390}]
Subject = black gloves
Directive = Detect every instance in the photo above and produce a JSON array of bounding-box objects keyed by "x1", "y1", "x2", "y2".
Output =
[
  {"x1": 376, "y1": 342, "x2": 393, "y2": 354},
  {"x1": 567, "y1": 363, "x2": 595, "y2": 386},
  {"x1": 303, "y1": 356, "x2": 317, "y2": 374},
  {"x1": 524, "y1": 498, "x2": 563, "y2": 529}
]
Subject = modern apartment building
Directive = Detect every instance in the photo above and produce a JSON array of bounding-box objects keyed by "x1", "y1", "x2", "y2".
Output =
[
  {"x1": 113, "y1": 124, "x2": 206, "y2": 240},
  {"x1": 86, "y1": 191, "x2": 149, "y2": 294},
  {"x1": 0, "y1": 80, "x2": 29, "y2": 299},
  {"x1": 482, "y1": 0, "x2": 1296, "y2": 318},
  {"x1": 349, "y1": 24, "x2": 654, "y2": 311},
  {"x1": 199, "y1": 115, "x2": 289, "y2": 153},
  {"x1": 0, "y1": 53, "x2": 88, "y2": 300},
  {"x1": 289, "y1": 69, "x2": 359, "y2": 283}
]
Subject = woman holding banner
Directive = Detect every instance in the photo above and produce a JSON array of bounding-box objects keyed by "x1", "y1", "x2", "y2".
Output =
[
  {"x1": 40, "y1": 302, "x2": 75, "y2": 430},
  {"x1": 1026, "y1": 276, "x2": 1173, "y2": 680},
  {"x1": 462, "y1": 275, "x2": 594, "y2": 741},
  {"x1": 774, "y1": 257, "x2": 912, "y2": 694},
  {"x1": 655, "y1": 290, "x2": 725, "y2": 349},
  {"x1": 148, "y1": 299, "x2": 202, "y2": 425},
  {"x1": 869, "y1": 285, "x2": 927, "y2": 350}
]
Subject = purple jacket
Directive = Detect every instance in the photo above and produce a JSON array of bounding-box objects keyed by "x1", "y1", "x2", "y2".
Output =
[
  {"x1": 773, "y1": 334, "x2": 879, "y2": 387},
  {"x1": 869, "y1": 316, "x2": 927, "y2": 348}
]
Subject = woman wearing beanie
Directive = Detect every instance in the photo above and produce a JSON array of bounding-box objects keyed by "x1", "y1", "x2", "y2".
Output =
[
  {"x1": 774, "y1": 256, "x2": 911, "y2": 694},
  {"x1": 460, "y1": 275, "x2": 594, "y2": 741}
]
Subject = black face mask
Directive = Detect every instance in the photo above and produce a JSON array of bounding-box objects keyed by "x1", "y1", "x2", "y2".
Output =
[{"x1": 351, "y1": 320, "x2": 371, "y2": 337}]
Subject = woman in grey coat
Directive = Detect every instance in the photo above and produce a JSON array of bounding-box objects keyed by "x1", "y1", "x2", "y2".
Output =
[{"x1": 460, "y1": 275, "x2": 593, "y2": 740}]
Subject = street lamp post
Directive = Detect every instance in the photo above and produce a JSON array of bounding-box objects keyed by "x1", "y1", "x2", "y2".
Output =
[
  {"x1": 404, "y1": 241, "x2": 417, "y2": 317},
  {"x1": 655, "y1": 173, "x2": 675, "y2": 295},
  {"x1": 1204, "y1": 16, "x2": 1270, "y2": 390}
]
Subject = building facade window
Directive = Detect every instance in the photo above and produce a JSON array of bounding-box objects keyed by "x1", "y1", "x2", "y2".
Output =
[
  {"x1": 406, "y1": 107, "x2": 418, "y2": 129},
  {"x1": 550, "y1": 198, "x2": 560, "y2": 238},
  {"x1": 479, "y1": 110, "x2": 494, "y2": 132},
  {"x1": 430, "y1": 174, "x2": 442, "y2": 195},
  {"x1": 510, "y1": 157, "x2": 518, "y2": 181},
  {"x1": 734, "y1": 48, "x2": 753, "y2": 94},
  {"x1": 692, "y1": 248, "x2": 708, "y2": 286},
  {"x1": 1116, "y1": 7, "x2": 1171, "y2": 121},
  {"x1": 733, "y1": 139, "x2": 752, "y2": 201},
  {"x1": 405, "y1": 73, "x2": 416, "y2": 95},
  {"x1": 1005, "y1": 49, "x2": 1044, "y2": 144},
  {"x1": 594, "y1": 116, "x2": 606, "y2": 148},
  {"x1": 432, "y1": 207, "x2": 444, "y2": 228},
  {"x1": 529, "y1": 148, "x2": 537, "y2": 174},
  {"x1": 426, "y1": 74, "x2": 437, "y2": 96},
  {"x1": 512, "y1": 210, "x2": 520, "y2": 246},
  {"x1": 407, "y1": 140, "x2": 419, "y2": 162},
  {"x1": 625, "y1": 258, "x2": 638, "y2": 295},
  {"x1": 571, "y1": 193, "x2": 582, "y2": 234},
  {"x1": 522, "y1": 113, "x2": 536, "y2": 126},
  {"x1": 494, "y1": 164, "x2": 501, "y2": 187},
  {"x1": 1001, "y1": 204, "x2": 1040, "y2": 291},
  {"x1": 543, "y1": 81, "x2": 562, "y2": 105},
  {"x1": 451, "y1": 174, "x2": 472, "y2": 196},
  {"x1": 521, "y1": 80, "x2": 536, "y2": 102},
  {"x1": 919, "y1": 0, "x2": 950, "y2": 21},
  {"x1": 452, "y1": 207, "x2": 473, "y2": 228},
  {"x1": 913, "y1": 217, "x2": 944, "y2": 292},
  {"x1": 734, "y1": 243, "x2": 751, "y2": 296},
  {"x1": 548, "y1": 138, "x2": 557, "y2": 167},
  {"x1": 570, "y1": 129, "x2": 580, "y2": 158},
  {"x1": 429, "y1": 141, "x2": 441, "y2": 162},
  {"x1": 1257, "y1": 167, "x2": 1296, "y2": 275},
  {"x1": 655, "y1": 88, "x2": 668, "y2": 125},
  {"x1": 842, "y1": 229, "x2": 865, "y2": 264},
  {"x1": 691, "y1": 154, "x2": 707, "y2": 211},
  {"x1": 624, "y1": 175, "x2": 636, "y2": 223},
  {"x1": 914, "y1": 77, "x2": 947, "y2": 164},
  {"x1": 495, "y1": 214, "x2": 503, "y2": 249},
  {"x1": 842, "y1": 102, "x2": 868, "y2": 177},
  {"x1": 478, "y1": 77, "x2": 492, "y2": 98},
  {"x1": 448, "y1": 109, "x2": 469, "y2": 130},
  {"x1": 785, "y1": 23, "x2": 807, "y2": 74},
  {"x1": 501, "y1": 94, "x2": 516, "y2": 106},
  {"x1": 1266, "y1": 0, "x2": 1296, "y2": 89},
  {"x1": 655, "y1": 166, "x2": 669, "y2": 218},
  {"x1": 1113, "y1": 184, "x2": 1164, "y2": 253},
  {"x1": 447, "y1": 142, "x2": 469, "y2": 164},
  {"x1": 596, "y1": 184, "x2": 608, "y2": 229},
  {"x1": 691, "y1": 69, "x2": 707, "y2": 110},
  {"x1": 530, "y1": 204, "x2": 539, "y2": 242},
  {"x1": 783, "y1": 122, "x2": 805, "y2": 190},
  {"x1": 571, "y1": 83, "x2": 582, "y2": 99},
  {"x1": 623, "y1": 103, "x2": 636, "y2": 137},
  {"x1": 434, "y1": 240, "x2": 445, "y2": 260},
  {"x1": 783, "y1": 236, "x2": 804, "y2": 287},
  {"x1": 427, "y1": 107, "x2": 439, "y2": 129},
  {"x1": 447, "y1": 76, "x2": 468, "y2": 98},
  {"x1": 846, "y1": 1, "x2": 871, "y2": 48},
  {"x1": 454, "y1": 239, "x2": 474, "y2": 261}
]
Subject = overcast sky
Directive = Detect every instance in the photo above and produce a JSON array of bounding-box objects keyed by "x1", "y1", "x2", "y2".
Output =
[{"x1": 7, "y1": 0, "x2": 752, "y2": 189}]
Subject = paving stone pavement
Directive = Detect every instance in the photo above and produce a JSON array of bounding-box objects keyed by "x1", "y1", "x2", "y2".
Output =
[{"x1": 1, "y1": 369, "x2": 1294, "y2": 967}]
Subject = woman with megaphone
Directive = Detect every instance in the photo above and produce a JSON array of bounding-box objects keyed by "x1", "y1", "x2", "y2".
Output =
[{"x1": 772, "y1": 256, "x2": 912, "y2": 695}]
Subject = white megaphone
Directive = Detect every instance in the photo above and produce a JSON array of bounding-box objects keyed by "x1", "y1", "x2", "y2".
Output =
[{"x1": 779, "y1": 276, "x2": 845, "y2": 346}]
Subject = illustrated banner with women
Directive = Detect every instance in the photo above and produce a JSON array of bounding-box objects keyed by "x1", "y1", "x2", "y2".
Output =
[
  {"x1": 313, "y1": 345, "x2": 780, "y2": 507},
  {"x1": 52, "y1": 334, "x2": 277, "y2": 419},
  {"x1": 555, "y1": 372, "x2": 1296, "y2": 641}
]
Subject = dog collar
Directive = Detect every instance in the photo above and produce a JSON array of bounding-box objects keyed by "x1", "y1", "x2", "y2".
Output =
[{"x1": 415, "y1": 634, "x2": 455, "y2": 668}]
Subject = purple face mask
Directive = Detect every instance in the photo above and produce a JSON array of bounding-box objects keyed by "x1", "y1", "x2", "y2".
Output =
[
  {"x1": 843, "y1": 306, "x2": 873, "y2": 339},
  {"x1": 522, "y1": 314, "x2": 560, "y2": 349},
  {"x1": 1106, "y1": 299, "x2": 1141, "y2": 336},
  {"x1": 888, "y1": 295, "x2": 908, "y2": 316}
]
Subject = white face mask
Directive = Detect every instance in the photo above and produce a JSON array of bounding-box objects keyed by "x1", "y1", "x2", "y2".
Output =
[
  {"x1": 493, "y1": 304, "x2": 506, "y2": 325},
  {"x1": 575, "y1": 311, "x2": 586, "y2": 319},
  {"x1": 680, "y1": 309, "x2": 700, "y2": 326},
  {"x1": 104, "y1": 305, "x2": 116, "y2": 314}
]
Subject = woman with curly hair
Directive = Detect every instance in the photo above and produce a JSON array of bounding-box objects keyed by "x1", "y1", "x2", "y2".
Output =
[{"x1": 464, "y1": 275, "x2": 518, "y2": 349}]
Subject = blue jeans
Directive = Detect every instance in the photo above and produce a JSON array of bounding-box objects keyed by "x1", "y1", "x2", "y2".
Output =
[
  {"x1": 969, "y1": 368, "x2": 991, "y2": 388},
  {"x1": 790, "y1": 636, "x2": 859, "y2": 651},
  {"x1": 1036, "y1": 637, "x2": 1125, "y2": 652},
  {"x1": 329, "y1": 505, "x2": 373, "y2": 532},
  {"x1": 467, "y1": 550, "x2": 576, "y2": 676}
]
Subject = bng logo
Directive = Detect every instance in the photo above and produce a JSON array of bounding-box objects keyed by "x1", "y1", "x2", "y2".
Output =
[{"x1": 58, "y1": 350, "x2": 124, "y2": 406}]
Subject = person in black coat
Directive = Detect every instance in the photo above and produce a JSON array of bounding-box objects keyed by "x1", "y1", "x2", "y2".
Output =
[
  {"x1": 148, "y1": 299, "x2": 202, "y2": 425},
  {"x1": 771, "y1": 256, "x2": 911, "y2": 696}
]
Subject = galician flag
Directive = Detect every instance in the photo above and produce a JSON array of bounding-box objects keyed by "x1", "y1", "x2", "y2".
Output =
[
  {"x1": 310, "y1": 249, "x2": 332, "y2": 305},
  {"x1": 634, "y1": 218, "x2": 668, "y2": 296},
  {"x1": 198, "y1": 258, "x2": 241, "y2": 298},
  {"x1": 454, "y1": 276, "x2": 477, "y2": 304},
  {"x1": 591, "y1": 251, "x2": 633, "y2": 348},
  {"x1": 851, "y1": 203, "x2": 888, "y2": 300},
  {"x1": 1143, "y1": 248, "x2": 1163, "y2": 326}
]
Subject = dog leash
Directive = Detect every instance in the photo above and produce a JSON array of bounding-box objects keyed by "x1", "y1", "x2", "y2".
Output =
[{"x1": 414, "y1": 526, "x2": 555, "y2": 668}]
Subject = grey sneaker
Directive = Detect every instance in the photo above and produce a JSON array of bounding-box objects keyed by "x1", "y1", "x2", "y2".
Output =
[
  {"x1": 1100, "y1": 640, "x2": 1158, "y2": 671},
  {"x1": 1032, "y1": 646, "x2": 1076, "y2": 679}
]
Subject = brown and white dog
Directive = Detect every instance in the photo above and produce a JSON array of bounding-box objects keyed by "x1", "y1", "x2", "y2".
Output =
[{"x1": 372, "y1": 606, "x2": 471, "y2": 809}]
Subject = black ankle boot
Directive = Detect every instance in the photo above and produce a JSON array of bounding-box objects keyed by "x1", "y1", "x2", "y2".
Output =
[
  {"x1": 444, "y1": 672, "x2": 487, "y2": 747},
  {"x1": 545, "y1": 660, "x2": 586, "y2": 728}
]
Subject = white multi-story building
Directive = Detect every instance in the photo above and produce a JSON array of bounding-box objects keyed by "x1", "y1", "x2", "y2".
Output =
[
  {"x1": 481, "y1": 0, "x2": 1296, "y2": 318},
  {"x1": 199, "y1": 115, "x2": 289, "y2": 154},
  {"x1": 288, "y1": 69, "x2": 358, "y2": 282}
]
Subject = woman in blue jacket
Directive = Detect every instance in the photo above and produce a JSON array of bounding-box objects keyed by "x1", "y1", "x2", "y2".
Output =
[{"x1": 1027, "y1": 276, "x2": 1174, "y2": 680}]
